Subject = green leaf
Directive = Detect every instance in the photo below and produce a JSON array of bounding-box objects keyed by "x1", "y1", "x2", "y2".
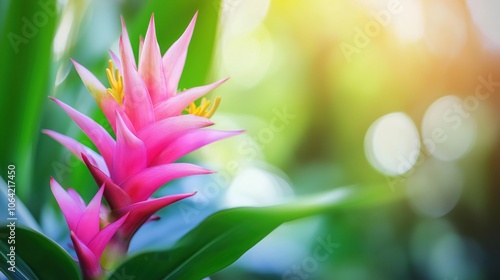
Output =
[
  {"x1": 0, "y1": 226, "x2": 81, "y2": 280},
  {"x1": 109, "y1": 184, "x2": 400, "y2": 280},
  {"x1": 0, "y1": 242, "x2": 37, "y2": 280},
  {"x1": 0, "y1": 177, "x2": 41, "y2": 232},
  {"x1": 0, "y1": 0, "x2": 58, "y2": 205}
]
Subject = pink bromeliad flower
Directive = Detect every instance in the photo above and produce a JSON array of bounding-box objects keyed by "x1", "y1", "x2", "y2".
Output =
[
  {"x1": 50, "y1": 177, "x2": 129, "y2": 279},
  {"x1": 44, "y1": 12, "x2": 242, "y2": 271}
]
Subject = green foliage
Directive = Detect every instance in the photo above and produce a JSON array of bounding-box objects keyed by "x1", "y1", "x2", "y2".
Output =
[
  {"x1": 109, "y1": 184, "x2": 398, "y2": 280},
  {"x1": 0, "y1": 0, "x2": 58, "y2": 202},
  {"x1": 0, "y1": 227, "x2": 81, "y2": 280},
  {"x1": 0, "y1": 178, "x2": 41, "y2": 232}
]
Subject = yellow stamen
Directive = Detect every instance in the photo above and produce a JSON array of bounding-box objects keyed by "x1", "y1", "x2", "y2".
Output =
[
  {"x1": 186, "y1": 96, "x2": 221, "y2": 118},
  {"x1": 106, "y1": 60, "x2": 124, "y2": 105}
]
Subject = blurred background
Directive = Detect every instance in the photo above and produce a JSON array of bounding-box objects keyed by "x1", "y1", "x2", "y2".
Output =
[{"x1": 1, "y1": 0, "x2": 499, "y2": 279}]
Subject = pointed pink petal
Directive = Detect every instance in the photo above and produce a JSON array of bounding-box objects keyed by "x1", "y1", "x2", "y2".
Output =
[
  {"x1": 116, "y1": 108, "x2": 136, "y2": 135},
  {"x1": 70, "y1": 232, "x2": 102, "y2": 279},
  {"x1": 50, "y1": 97, "x2": 115, "y2": 171},
  {"x1": 116, "y1": 193, "x2": 195, "y2": 239},
  {"x1": 75, "y1": 186, "x2": 104, "y2": 244},
  {"x1": 138, "y1": 35, "x2": 144, "y2": 62},
  {"x1": 120, "y1": 17, "x2": 136, "y2": 69},
  {"x1": 137, "y1": 114, "x2": 213, "y2": 163},
  {"x1": 42, "y1": 130, "x2": 110, "y2": 176},
  {"x1": 82, "y1": 154, "x2": 133, "y2": 210},
  {"x1": 154, "y1": 78, "x2": 228, "y2": 119},
  {"x1": 153, "y1": 129, "x2": 244, "y2": 165},
  {"x1": 122, "y1": 163, "x2": 213, "y2": 202},
  {"x1": 88, "y1": 213, "x2": 129, "y2": 259},
  {"x1": 50, "y1": 178, "x2": 83, "y2": 232},
  {"x1": 109, "y1": 49, "x2": 122, "y2": 72},
  {"x1": 139, "y1": 15, "x2": 167, "y2": 104},
  {"x1": 112, "y1": 112, "x2": 147, "y2": 184},
  {"x1": 120, "y1": 36, "x2": 155, "y2": 131},
  {"x1": 70, "y1": 59, "x2": 106, "y2": 97},
  {"x1": 67, "y1": 188, "x2": 86, "y2": 212},
  {"x1": 72, "y1": 59, "x2": 123, "y2": 132},
  {"x1": 162, "y1": 13, "x2": 197, "y2": 97}
]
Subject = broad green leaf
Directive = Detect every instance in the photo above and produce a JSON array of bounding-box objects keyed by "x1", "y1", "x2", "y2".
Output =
[
  {"x1": 0, "y1": 0, "x2": 58, "y2": 207},
  {"x1": 0, "y1": 242, "x2": 37, "y2": 280},
  {"x1": 0, "y1": 178, "x2": 41, "y2": 232},
  {"x1": 109, "y1": 184, "x2": 400, "y2": 280},
  {"x1": 0, "y1": 227, "x2": 80, "y2": 280}
]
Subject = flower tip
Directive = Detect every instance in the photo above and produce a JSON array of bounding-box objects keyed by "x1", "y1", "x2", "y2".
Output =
[
  {"x1": 70, "y1": 58, "x2": 85, "y2": 71},
  {"x1": 120, "y1": 16, "x2": 131, "y2": 40},
  {"x1": 67, "y1": 187, "x2": 78, "y2": 194},
  {"x1": 96, "y1": 182, "x2": 106, "y2": 196},
  {"x1": 183, "y1": 12, "x2": 198, "y2": 35},
  {"x1": 114, "y1": 212, "x2": 130, "y2": 227},
  {"x1": 147, "y1": 18, "x2": 156, "y2": 35},
  {"x1": 188, "y1": 12, "x2": 198, "y2": 28},
  {"x1": 49, "y1": 177, "x2": 64, "y2": 194},
  {"x1": 48, "y1": 96, "x2": 62, "y2": 106},
  {"x1": 212, "y1": 77, "x2": 230, "y2": 88},
  {"x1": 120, "y1": 15, "x2": 126, "y2": 27},
  {"x1": 69, "y1": 58, "x2": 83, "y2": 70},
  {"x1": 212, "y1": 77, "x2": 230, "y2": 89},
  {"x1": 113, "y1": 110, "x2": 129, "y2": 133},
  {"x1": 205, "y1": 168, "x2": 216, "y2": 175},
  {"x1": 41, "y1": 129, "x2": 60, "y2": 140}
]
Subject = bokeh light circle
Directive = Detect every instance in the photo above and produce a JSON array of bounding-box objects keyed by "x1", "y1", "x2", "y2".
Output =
[
  {"x1": 406, "y1": 159, "x2": 463, "y2": 218},
  {"x1": 224, "y1": 164, "x2": 294, "y2": 208},
  {"x1": 421, "y1": 95, "x2": 477, "y2": 161},
  {"x1": 365, "y1": 112, "x2": 421, "y2": 176},
  {"x1": 467, "y1": 0, "x2": 500, "y2": 49}
]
